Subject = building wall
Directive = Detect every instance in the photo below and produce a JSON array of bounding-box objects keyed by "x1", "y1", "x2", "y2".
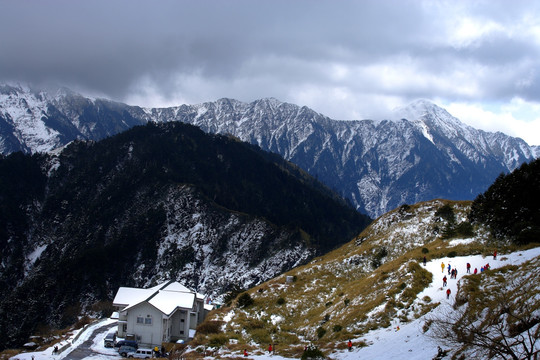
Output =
[
  {"x1": 125, "y1": 302, "x2": 163, "y2": 347},
  {"x1": 170, "y1": 309, "x2": 189, "y2": 342},
  {"x1": 196, "y1": 299, "x2": 205, "y2": 325},
  {"x1": 115, "y1": 295, "x2": 209, "y2": 345}
]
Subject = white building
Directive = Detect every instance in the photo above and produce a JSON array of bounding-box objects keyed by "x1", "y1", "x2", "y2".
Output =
[{"x1": 113, "y1": 280, "x2": 210, "y2": 347}]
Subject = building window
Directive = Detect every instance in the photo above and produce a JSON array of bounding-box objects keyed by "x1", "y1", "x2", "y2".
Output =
[{"x1": 137, "y1": 315, "x2": 152, "y2": 325}]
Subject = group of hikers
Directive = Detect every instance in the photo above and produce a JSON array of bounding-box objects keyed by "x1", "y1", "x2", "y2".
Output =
[{"x1": 435, "y1": 250, "x2": 497, "y2": 299}]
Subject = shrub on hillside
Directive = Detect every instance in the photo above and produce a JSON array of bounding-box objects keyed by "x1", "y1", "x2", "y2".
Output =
[
  {"x1": 196, "y1": 320, "x2": 223, "y2": 335},
  {"x1": 301, "y1": 345, "x2": 325, "y2": 360},
  {"x1": 208, "y1": 334, "x2": 228, "y2": 348},
  {"x1": 435, "y1": 204, "x2": 455, "y2": 223},
  {"x1": 454, "y1": 221, "x2": 474, "y2": 237},
  {"x1": 249, "y1": 328, "x2": 272, "y2": 345},
  {"x1": 223, "y1": 284, "x2": 244, "y2": 307},
  {"x1": 237, "y1": 292, "x2": 254, "y2": 308},
  {"x1": 371, "y1": 246, "x2": 388, "y2": 269}
]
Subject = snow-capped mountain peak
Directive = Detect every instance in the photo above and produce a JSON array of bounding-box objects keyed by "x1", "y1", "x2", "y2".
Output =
[
  {"x1": 392, "y1": 99, "x2": 463, "y2": 127},
  {"x1": 0, "y1": 84, "x2": 538, "y2": 218},
  {"x1": 392, "y1": 99, "x2": 480, "y2": 145}
]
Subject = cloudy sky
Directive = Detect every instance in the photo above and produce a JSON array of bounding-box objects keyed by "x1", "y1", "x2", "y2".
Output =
[{"x1": 1, "y1": 0, "x2": 540, "y2": 145}]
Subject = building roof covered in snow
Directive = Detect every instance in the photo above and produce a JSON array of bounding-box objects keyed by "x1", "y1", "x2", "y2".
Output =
[{"x1": 113, "y1": 280, "x2": 204, "y2": 316}]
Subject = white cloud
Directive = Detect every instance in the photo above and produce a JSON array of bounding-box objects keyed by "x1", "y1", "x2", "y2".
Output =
[
  {"x1": 450, "y1": 17, "x2": 505, "y2": 48},
  {"x1": 444, "y1": 99, "x2": 540, "y2": 145}
]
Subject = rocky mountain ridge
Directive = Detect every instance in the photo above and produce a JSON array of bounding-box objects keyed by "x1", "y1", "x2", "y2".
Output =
[
  {"x1": 1, "y1": 83, "x2": 538, "y2": 217},
  {"x1": 138, "y1": 98, "x2": 538, "y2": 216}
]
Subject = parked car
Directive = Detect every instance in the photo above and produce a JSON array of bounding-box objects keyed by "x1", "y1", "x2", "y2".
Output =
[
  {"x1": 126, "y1": 348, "x2": 153, "y2": 358},
  {"x1": 103, "y1": 332, "x2": 116, "y2": 348},
  {"x1": 118, "y1": 345, "x2": 137, "y2": 357},
  {"x1": 115, "y1": 340, "x2": 138, "y2": 349}
]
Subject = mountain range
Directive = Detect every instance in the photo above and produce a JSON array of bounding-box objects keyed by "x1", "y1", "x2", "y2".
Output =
[
  {"x1": 2, "y1": 83, "x2": 538, "y2": 217},
  {"x1": 0, "y1": 121, "x2": 369, "y2": 350}
]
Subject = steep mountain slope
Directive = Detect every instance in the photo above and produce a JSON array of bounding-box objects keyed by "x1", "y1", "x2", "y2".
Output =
[
  {"x1": 0, "y1": 122, "x2": 369, "y2": 350},
  {"x1": 192, "y1": 160, "x2": 540, "y2": 359},
  {"x1": 197, "y1": 199, "x2": 540, "y2": 359},
  {"x1": 1, "y1": 84, "x2": 538, "y2": 217},
  {"x1": 140, "y1": 98, "x2": 537, "y2": 217},
  {"x1": 0, "y1": 83, "x2": 144, "y2": 153}
]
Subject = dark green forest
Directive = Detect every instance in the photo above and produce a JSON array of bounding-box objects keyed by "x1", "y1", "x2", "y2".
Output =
[
  {"x1": 469, "y1": 158, "x2": 540, "y2": 244},
  {"x1": 0, "y1": 122, "x2": 370, "y2": 350}
]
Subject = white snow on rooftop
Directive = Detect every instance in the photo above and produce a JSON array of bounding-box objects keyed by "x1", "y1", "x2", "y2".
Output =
[
  {"x1": 148, "y1": 290, "x2": 195, "y2": 315},
  {"x1": 161, "y1": 281, "x2": 192, "y2": 293},
  {"x1": 113, "y1": 280, "x2": 200, "y2": 314},
  {"x1": 112, "y1": 287, "x2": 152, "y2": 307}
]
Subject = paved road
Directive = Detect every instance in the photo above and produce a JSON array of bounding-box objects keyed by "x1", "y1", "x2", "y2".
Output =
[{"x1": 62, "y1": 322, "x2": 118, "y2": 360}]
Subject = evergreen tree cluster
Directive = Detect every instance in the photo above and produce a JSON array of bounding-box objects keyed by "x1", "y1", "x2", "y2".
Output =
[
  {"x1": 469, "y1": 158, "x2": 540, "y2": 244},
  {"x1": 0, "y1": 122, "x2": 370, "y2": 350}
]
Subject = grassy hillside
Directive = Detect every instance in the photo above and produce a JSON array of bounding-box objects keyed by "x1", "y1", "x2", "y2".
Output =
[{"x1": 190, "y1": 199, "x2": 539, "y2": 359}]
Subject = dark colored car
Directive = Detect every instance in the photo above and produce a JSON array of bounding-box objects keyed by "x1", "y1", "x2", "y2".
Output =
[
  {"x1": 115, "y1": 340, "x2": 138, "y2": 349},
  {"x1": 118, "y1": 345, "x2": 137, "y2": 357},
  {"x1": 103, "y1": 331, "x2": 116, "y2": 348}
]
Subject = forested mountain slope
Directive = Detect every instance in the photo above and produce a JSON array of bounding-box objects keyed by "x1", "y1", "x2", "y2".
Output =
[{"x1": 0, "y1": 122, "x2": 369, "y2": 350}]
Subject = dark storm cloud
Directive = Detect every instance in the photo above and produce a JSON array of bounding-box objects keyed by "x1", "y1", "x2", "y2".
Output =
[
  {"x1": 1, "y1": 0, "x2": 540, "y2": 144},
  {"x1": 0, "y1": 0, "x2": 431, "y2": 97}
]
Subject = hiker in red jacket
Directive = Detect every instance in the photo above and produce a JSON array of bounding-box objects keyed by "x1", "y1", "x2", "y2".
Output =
[
  {"x1": 348, "y1": 339, "x2": 352, "y2": 352},
  {"x1": 466, "y1": 262, "x2": 471, "y2": 273},
  {"x1": 493, "y1": 250, "x2": 497, "y2": 260},
  {"x1": 443, "y1": 276, "x2": 447, "y2": 287},
  {"x1": 446, "y1": 288, "x2": 451, "y2": 299}
]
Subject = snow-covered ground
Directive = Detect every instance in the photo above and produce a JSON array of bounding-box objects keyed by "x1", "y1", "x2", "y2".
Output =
[
  {"x1": 10, "y1": 246, "x2": 540, "y2": 360},
  {"x1": 333, "y1": 246, "x2": 540, "y2": 360}
]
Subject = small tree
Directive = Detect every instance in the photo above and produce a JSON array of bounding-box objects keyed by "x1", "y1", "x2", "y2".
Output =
[
  {"x1": 316, "y1": 326, "x2": 326, "y2": 339},
  {"x1": 428, "y1": 271, "x2": 540, "y2": 359},
  {"x1": 236, "y1": 292, "x2": 254, "y2": 308},
  {"x1": 301, "y1": 345, "x2": 325, "y2": 360}
]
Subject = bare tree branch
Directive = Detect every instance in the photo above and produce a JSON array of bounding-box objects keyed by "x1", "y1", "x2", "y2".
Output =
[{"x1": 427, "y1": 265, "x2": 540, "y2": 360}]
